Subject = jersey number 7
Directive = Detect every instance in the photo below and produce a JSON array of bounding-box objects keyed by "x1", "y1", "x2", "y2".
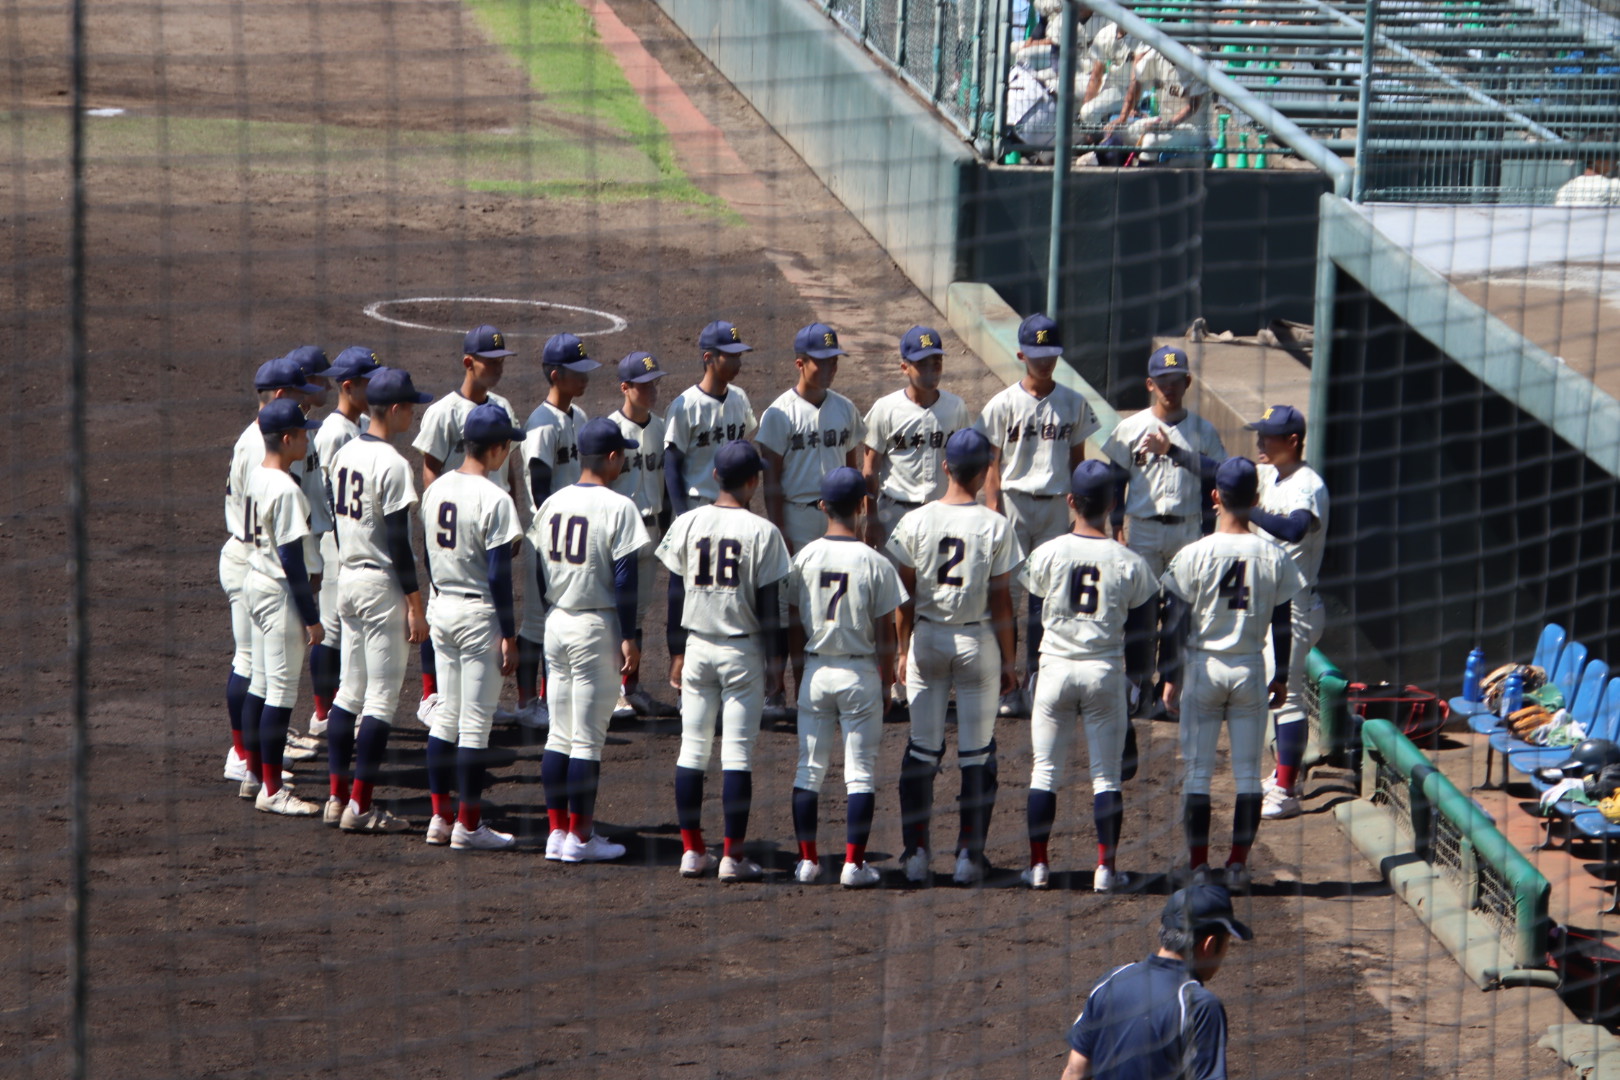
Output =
[{"x1": 819, "y1": 571, "x2": 850, "y2": 620}]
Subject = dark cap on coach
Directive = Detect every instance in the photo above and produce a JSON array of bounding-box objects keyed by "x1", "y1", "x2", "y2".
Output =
[
  {"x1": 795, "y1": 322, "x2": 846, "y2": 361},
  {"x1": 463, "y1": 401, "x2": 524, "y2": 444},
  {"x1": 945, "y1": 428, "x2": 992, "y2": 471},
  {"x1": 1215, "y1": 456, "x2": 1260, "y2": 505},
  {"x1": 1162, "y1": 883, "x2": 1253, "y2": 941},
  {"x1": 578, "y1": 416, "x2": 638, "y2": 456},
  {"x1": 715, "y1": 439, "x2": 764, "y2": 486},
  {"x1": 367, "y1": 367, "x2": 434, "y2": 406},
  {"x1": 820, "y1": 466, "x2": 866, "y2": 506},
  {"x1": 1017, "y1": 313, "x2": 1063, "y2": 359},
  {"x1": 257, "y1": 398, "x2": 320, "y2": 434},
  {"x1": 1246, "y1": 404, "x2": 1306, "y2": 436},
  {"x1": 617, "y1": 351, "x2": 667, "y2": 383},
  {"x1": 543, "y1": 333, "x2": 599, "y2": 372},
  {"x1": 255, "y1": 355, "x2": 322, "y2": 394},
  {"x1": 464, "y1": 325, "x2": 515, "y2": 359},
  {"x1": 1148, "y1": 345, "x2": 1190, "y2": 378},
  {"x1": 699, "y1": 320, "x2": 752, "y2": 354},
  {"x1": 1071, "y1": 459, "x2": 1115, "y2": 504},
  {"x1": 901, "y1": 325, "x2": 946, "y2": 363}
]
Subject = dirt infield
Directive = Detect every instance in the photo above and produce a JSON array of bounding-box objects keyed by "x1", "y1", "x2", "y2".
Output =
[{"x1": 0, "y1": 0, "x2": 1504, "y2": 1076}]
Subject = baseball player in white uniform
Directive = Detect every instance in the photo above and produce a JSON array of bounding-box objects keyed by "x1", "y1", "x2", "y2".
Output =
[
  {"x1": 609, "y1": 351, "x2": 674, "y2": 719},
  {"x1": 1101, "y1": 345, "x2": 1225, "y2": 714},
  {"x1": 411, "y1": 325, "x2": 521, "y2": 726},
  {"x1": 221, "y1": 356, "x2": 322, "y2": 786},
  {"x1": 1245, "y1": 405, "x2": 1328, "y2": 820},
  {"x1": 307, "y1": 347, "x2": 381, "y2": 739},
  {"x1": 887, "y1": 430, "x2": 1021, "y2": 886},
  {"x1": 658, "y1": 440, "x2": 790, "y2": 882},
  {"x1": 862, "y1": 324, "x2": 974, "y2": 708},
  {"x1": 240, "y1": 398, "x2": 325, "y2": 817},
  {"x1": 1019, "y1": 461, "x2": 1158, "y2": 892},
  {"x1": 421, "y1": 403, "x2": 527, "y2": 851},
  {"x1": 321, "y1": 367, "x2": 433, "y2": 834},
  {"x1": 1080, "y1": 21, "x2": 1139, "y2": 127},
  {"x1": 978, "y1": 313, "x2": 1098, "y2": 717},
  {"x1": 282, "y1": 346, "x2": 332, "y2": 761},
  {"x1": 787, "y1": 467, "x2": 907, "y2": 889},
  {"x1": 759, "y1": 322, "x2": 867, "y2": 712},
  {"x1": 530, "y1": 417, "x2": 651, "y2": 863},
  {"x1": 1160, "y1": 457, "x2": 1306, "y2": 887},
  {"x1": 513, "y1": 332, "x2": 596, "y2": 730},
  {"x1": 663, "y1": 320, "x2": 757, "y2": 693}
]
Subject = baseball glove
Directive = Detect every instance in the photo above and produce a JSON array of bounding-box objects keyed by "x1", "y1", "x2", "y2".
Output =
[{"x1": 1482, "y1": 663, "x2": 1547, "y2": 711}]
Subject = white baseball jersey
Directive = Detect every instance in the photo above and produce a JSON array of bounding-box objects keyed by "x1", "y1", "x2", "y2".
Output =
[
  {"x1": 225, "y1": 420, "x2": 261, "y2": 545},
  {"x1": 863, "y1": 389, "x2": 974, "y2": 504},
  {"x1": 1162, "y1": 532, "x2": 1307, "y2": 655},
  {"x1": 657, "y1": 504, "x2": 791, "y2": 636},
  {"x1": 978, "y1": 382, "x2": 1098, "y2": 495},
  {"x1": 296, "y1": 424, "x2": 334, "y2": 539},
  {"x1": 529, "y1": 484, "x2": 650, "y2": 612},
  {"x1": 1101, "y1": 410, "x2": 1226, "y2": 520},
  {"x1": 756, "y1": 389, "x2": 867, "y2": 503},
  {"x1": 665, "y1": 384, "x2": 756, "y2": 503},
  {"x1": 787, "y1": 536, "x2": 907, "y2": 657},
  {"x1": 328, "y1": 435, "x2": 419, "y2": 576},
  {"x1": 1132, "y1": 47, "x2": 1210, "y2": 131},
  {"x1": 1021, "y1": 533, "x2": 1158, "y2": 660},
  {"x1": 886, "y1": 502, "x2": 1022, "y2": 624},
  {"x1": 1256, "y1": 463, "x2": 1329, "y2": 587},
  {"x1": 609, "y1": 408, "x2": 666, "y2": 517},
  {"x1": 412, "y1": 390, "x2": 519, "y2": 494},
  {"x1": 422, "y1": 471, "x2": 523, "y2": 599},
  {"x1": 244, "y1": 467, "x2": 313, "y2": 582},
  {"x1": 523, "y1": 399, "x2": 587, "y2": 494},
  {"x1": 313, "y1": 410, "x2": 363, "y2": 516},
  {"x1": 1088, "y1": 23, "x2": 1141, "y2": 97}
]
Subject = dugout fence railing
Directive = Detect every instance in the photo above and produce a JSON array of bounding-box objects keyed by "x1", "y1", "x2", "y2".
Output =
[{"x1": 1304, "y1": 647, "x2": 1356, "y2": 776}]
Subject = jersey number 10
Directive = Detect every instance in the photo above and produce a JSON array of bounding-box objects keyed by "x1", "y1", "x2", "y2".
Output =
[{"x1": 547, "y1": 515, "x2": 589, "y2": 565}]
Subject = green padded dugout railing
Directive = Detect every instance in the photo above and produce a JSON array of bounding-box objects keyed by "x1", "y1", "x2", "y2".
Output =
[
  {"x1": 1304, "y1": 648, "x2": 1355, "y2": 772},
  {"x1": 1361, "y1": 717, "x2": 1552, "y2": 972}
]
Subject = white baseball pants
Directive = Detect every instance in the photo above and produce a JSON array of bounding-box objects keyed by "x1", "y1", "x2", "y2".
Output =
[
  {"x1": 677, "y1": 631, "x2": 765, "y2": 772},
  {"x1": 1265, "y1": 591, "x2": 1325, "y2": 730},
  {"x1": 1124, "y1": 515, "x2": 1201, "y2": 578},
  {"x1": 317, "y1": 532, "x2": 343, "y2": 643},
  {"x1": 795, "y1": 655, "x2": 882, "y2": 794},
  {"x1": 219, "y1": 539, "x2": 253, "y2": 678},
  {"x1": 331, "y1": 567, "x2": 408, "y2": 723},
  {"x1": 244, "y1": 568, "x2": 305, "y2": 709},
  {"x1": 518, "y1": 535, "x2": 546, "y2": 642},
  {"x1": 544, "y1": 607, "x2": 620, "y2": 761},
  {"x1": 1029, "y1": 655, "x2": 1130, "y2": 793},
  {"x1": 1180, "y1": 649, "x2": 1268, "y2": 796},
  {"x1": 427, "y1": 594, "x2": 502, "y2": 749},
  {"x1": 907, "y1": 619, "x2": 999, "y2": 760},
  {"x1": 1003, "y1": 490, "x2": 1072, "y2": 555}
]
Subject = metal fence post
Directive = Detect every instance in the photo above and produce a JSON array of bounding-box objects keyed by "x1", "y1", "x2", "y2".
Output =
[
  {"x1": 1046, "y1": 0, "x2": 1079, "y2": 318},
  {"x1": 968, "y1": 0, "x2": 986, "y2": 137},
  {"x1": 1352, "y1": 0, "x2": 1379, "y2": 202},
  {"x1": 860, "y1": 0, "x2": 870, "y2": 43},
  {"x1": 988, "y1": 0, "x2": 1010, "y2": 158},
  {"x1": 932, "y1": 0, "x2": 946, "y2": 101},
  {"x1": 897, "y1": 0, "x2": 909, "y2": 66}
]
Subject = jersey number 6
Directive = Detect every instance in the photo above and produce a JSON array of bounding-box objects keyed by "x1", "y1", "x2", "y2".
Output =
[{"x1": 1067, "y1": 564, "x2": 1100, "y2": 614}]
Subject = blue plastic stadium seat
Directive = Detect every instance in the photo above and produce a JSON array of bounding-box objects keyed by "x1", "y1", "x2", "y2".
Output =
[
  {"x1": 1506, "y1": 658, "x2": 1609, "y2": 773},
  {"x1": 1463, "y1": 622, "x2": 1567, "y2": 733}
]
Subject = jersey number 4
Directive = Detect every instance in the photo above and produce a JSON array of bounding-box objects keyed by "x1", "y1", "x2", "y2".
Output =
[
  {"x1": 547, "y1": 515, "x2": 588, "y2": 565},
  {"x1": 333, "y1": 467, "x2": 366, "y2": 520},
  {"x1": 1218, "y1": 560, "x2": 1250, "y2": 610},
  {"x1": 693, "y1": 537, "x2": 741, "y2": 587}
]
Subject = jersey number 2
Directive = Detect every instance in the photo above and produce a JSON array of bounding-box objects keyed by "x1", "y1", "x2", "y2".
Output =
[
  {"x1": 936, "y1": 537, "x2": 966, "y2": 586},
  {"x1": 1218, "y1": 560, "x2": 1250, "y2": 610},
  {"x1": 548, "y1": 515, "x2": 588, "y2": 565}
]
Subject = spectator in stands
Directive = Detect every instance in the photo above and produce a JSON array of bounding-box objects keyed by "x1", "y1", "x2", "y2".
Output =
[
  {"x1": 1080, "y1": 21, "x2": 1140, "y2": 129},
  {"x1": 1555, "y1": 160, "x2": 1620, "y2": 206},
  {"x1": 1105, "y1": 44, "x2": 1211, "y2": 162}
]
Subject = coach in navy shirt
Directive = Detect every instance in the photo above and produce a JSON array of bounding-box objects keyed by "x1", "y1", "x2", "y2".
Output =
[{"x1": 1061, "y1": 884, "x2": 1250, "y2": 1080}]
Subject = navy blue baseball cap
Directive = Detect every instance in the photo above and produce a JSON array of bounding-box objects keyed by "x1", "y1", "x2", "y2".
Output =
[
  {"x1": 578, "y1": 416, "x2": 638, "y2": 456},
  {"x1": 285, "y1": 345, "x2": 331, "y2": 377},
  {"x1": 257, "y1": 398, "x2": 320, "y2": 434},
  {"x1": 542, "y1": 332, "x2": 599, "y2": 372},
  {"x1": 325, "y1": 346, "x2": 381, "y2": 382},
  {"x1": 367, "y1": 367, "x2": 434, "y2": 406},
  {"x1": 1215, "y1": 456, "x2": 1260, "y2": 505},
  {"x1": 1162, "y1": 883, "x2": 1253, "y2": 941},
  {"x1": 794, "y1": 322, "x2": 846, "y2": 361},
  {"x1": 463, "y1": 401, "x2": 524, "y2": 444},
  {"x1": 945, "y1": 428, "x2": 993, "y2": 471},
  {"x1": 1246, "y1": 404, "x2": 1306, "y2": 436},
  {"x1": 698, "y1": 320, "x2": 751, "y2": 354},
  {"x1": 715, "y1": 439, "x2": 764, "y2": 486},
  {"x1": 901, "y1": 325, "x2": 946, "y2": 363},
  {"x1": 1148, "y1": 345, "x2": 1190, "y2": 378},
  {"x1": 617, "y1": 351, "x2": 667, "y2": 384},
  {"x1": 820, "y1": 466, "x2": 866, "y2": 506},
  {"x1": 254, "y1": 355, "x2": 322, "y2": 394},
  {"x1": 464, "y1": 325, "x2": 515, "y2": 359},
  {"x1": 1070, "y1": 459, "x2": 1115, "y2": 503},
  {"x1": 1018, "y1": 313, "x2": 1063, "y2": 359}
]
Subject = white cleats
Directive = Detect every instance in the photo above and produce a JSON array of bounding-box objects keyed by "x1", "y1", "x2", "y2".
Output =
[
  {"x1": 307, "y1": 711, "x2": 328, "y2": 738},
  {"x1": 416, "y1": 693, "x2": 441, "y2": 727},
  {"x1": 286, "y1": 731, "x2": 320, "y2": 752},
  {"x1": 224, "y1": 748, "x2": 249, "y2": 782},
  {"x1": 901, "y1": 847, "x2": 931, "y2": 883},
  {"x1": 560, "y1": 832, "x2": 625, "y2": 863},
  {"x1": 1022, "y1": 863, "x2": 1051, "y2": 890},
  {"x1": 323, "y1": 796, "x2": 344, "y2": 827},
  {"x1": 282, "y1": 742, "x2": 317, "y2": 764},
  {"x1": 997, "y1": 690, "x2": 1026, "y2": 718},
  {"x1": 238, "y1": 776, "x2": 260, "y2": 800},
  {"x1": 1094, "y1": 865, "x2": 1132, "y2": 893},
  {"x1": 840, "y1": 861, "x2": 881, "y2": 889},
  {"x1": 719, "y1": 856, "x2": 764, "y2": 883},
  {"x1": 794, "y1": 858, "x2": 822, "y2": 884},
  {"x1": 952, "y1": 849, "x2": 984, "y2": 886},
  {"x1": 340, "y1": 803, "x2": 411, "y2": 834},
  {"x1": 425, "y1": 815, "x2": 454, "y2": 846},
  {"x1": 1261, "y1": 770, "x2": 1281, "y2": 795},
  {"x1": 680, "y1": 850, "x2": 718, "y2": 878},
  {"x1": 1224, "y1": 863, "x2": 1252, "y2": 891},
  {"x1": 255, "y1": 786, "x2": 319, "y2": 816},
  {"x1": 451, "y1": 822, "x2": 516, "y2": 851},
  {"x1": 516, "y1": 699, "x2": 550, "y2": 730},
  {"x1": 1262, "y1": 786, "x2": 1302, "y2": 820},
  {"x1": 890, "y1": 681, "x2": 908, "y2": 707},
  {"x1": 545, "y1": 828, "x2": 568, "y2": 860},
  {"x1": 612, "y1": 694, "x2": 636, "y2": 721}
]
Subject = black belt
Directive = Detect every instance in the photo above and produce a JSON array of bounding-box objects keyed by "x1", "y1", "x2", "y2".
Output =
[
  {"x1": 919, "y1": 616, "x2": 982, "y2": 626},
  {"x1": 1020, "y1": 493, "x2": 1057, "y2": 501},
  {"x1": 433, "y1": 585, "x2": 482, "y2": 601},
  {"x1": 1143, "y1": 514, "x2": 1186, "y2": 525},
  {"x1": 883, "y1": 495, "x2": 922, "y2": 507},
  {"x1": 357, "y1": 562, "x2": 383, "y2": 571},
  {"x1": 641, "y1": 512, "x2": 658, "y2": 523},
  {"x1": 791, "y1": 499, "x2": 822, "y2": 508}
]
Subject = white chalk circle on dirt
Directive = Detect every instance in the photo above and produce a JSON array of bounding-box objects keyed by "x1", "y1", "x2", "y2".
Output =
[{"x1": 362, "y1": 297, "x2": 628, "y2": 337}]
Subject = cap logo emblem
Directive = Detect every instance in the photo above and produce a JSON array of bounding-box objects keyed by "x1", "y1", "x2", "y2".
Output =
[
  {"x1": 491, "y1": 333, "x2": 502, "y2": 347},
  {"x1": 729, "y1": 327, "x2": 739, "y2": 341},
  {"x1": 823, "y1": 332, "x2": 835, "y2": 347},
  {"x1": 1164, "y1": 355, "x2": 1178, "y2": 367},
  {"x1": 1262, "y1": 406, "x2": 1275, "y2": 420},
  {"x1": 370, "y1": 352, "x2": 378, "y2": 362},
  {"x1": 1035, "y1": 330, "x2": 1049, "y2": 344},
  {"x1": 577, "y1": 342, "x2": 587, "y2": 358},
  {"x1": 642, "y1": 356, "x2": 655, "y2": 371},
  {"x1": 919, "y1": 333, "x2": 933, "y2": 347}
]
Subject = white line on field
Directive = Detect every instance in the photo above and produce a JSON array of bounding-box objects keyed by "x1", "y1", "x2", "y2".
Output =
[{"x1": 362, "y1": 297, "x2": 629, "y2": 337}]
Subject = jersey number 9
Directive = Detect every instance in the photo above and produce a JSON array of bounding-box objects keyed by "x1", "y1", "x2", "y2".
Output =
[{"x1": 436, "y1": 502, "x2": 457, "y2": 549}]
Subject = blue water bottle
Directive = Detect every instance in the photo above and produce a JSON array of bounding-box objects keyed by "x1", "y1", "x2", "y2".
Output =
[
  {"x1": 1500, "y1": 672, "x2": 1524, "y2": 718},
  {"x1": 1462, "y1": 648, "x2": 1485, "y2": 702}
]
